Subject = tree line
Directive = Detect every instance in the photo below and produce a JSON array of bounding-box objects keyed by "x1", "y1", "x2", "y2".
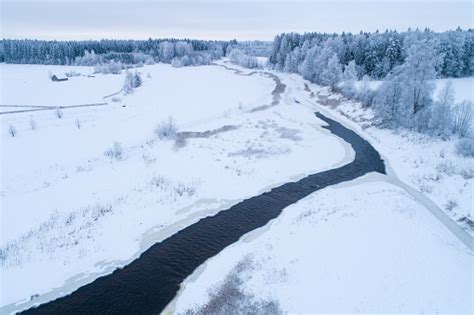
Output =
[
  {"x1": 0, "y1": 38, "x2": 232, "y2": 66},
  {"x1": 266, "y1": 28, "x2": 473, "y2": 140},
  {"x1": 269, "y1": 28, "x2": 473, "y2": 79}
]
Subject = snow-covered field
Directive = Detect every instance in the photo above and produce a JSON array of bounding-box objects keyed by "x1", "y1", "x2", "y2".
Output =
[
  {"x1": 0, "y1": 63, "x2": 348, "y2": 309},
  {"x1": 0, "y1": 64, "x2": 124, "y2": 108},
  {"x1": 1, "y1": 61, "x2": 472, "y2": 313},
  {"x1": 173, "y1": 175, "x2": 472, "y2": 314}
]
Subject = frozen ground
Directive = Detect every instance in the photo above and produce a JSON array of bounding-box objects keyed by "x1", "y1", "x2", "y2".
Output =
[
  {"x1": 173, "y1": 176, "x2": 472, "y2": 314},
  {"x1": 0, "y1": 63, "x2": 347, "y2": 309}
]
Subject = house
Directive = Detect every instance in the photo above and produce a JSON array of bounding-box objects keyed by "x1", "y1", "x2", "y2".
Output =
[{"x1": 51, "y1": 74, "x2": 68, "y2": 82}]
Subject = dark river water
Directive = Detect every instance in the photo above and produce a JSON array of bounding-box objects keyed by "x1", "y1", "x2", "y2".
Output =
[{"x1": 22, "y1": 112, "x2": 385, "y2": 315}]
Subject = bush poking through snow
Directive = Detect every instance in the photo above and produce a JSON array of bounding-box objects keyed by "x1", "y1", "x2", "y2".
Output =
[
  {"x1": 155, "y1": 117, "x2": 178, "y2": 140},
  {"x1": 186, "y1": 255, "x2": 283, "y2": 315},
  {"x1": 55, "y1": 107, "x2": 63, "y2": 119},
  {"x1": 75, "y1": 119, "x2": 82, "y2": 129},
  {"x1": 455, "y1": 138, "x2": 474, "y2": 157},
  {"x1": 29, "y1": 117, "x2": 37, "y2": 130},
  {"x1": 93, "y1": 60, "x2": 123, "y2": 74},
  {"x1": 0, "y1": 204, "x2": 113, "y2": 268},
  {"x1": 111, "y1": 97, "x2": 121, "y2": 103},
  {"x1": 104, "y1": 142, "x2": 124, "y2": 160},
  {"x1": 65, "y1": 70, "x2": 81, "y2": 77},
  {"x1": 174, "y1": 182, "x2": 196, "y2": 197},
  {"x1": 8, "y1": 125, "x2": 17, "y2": 137}
]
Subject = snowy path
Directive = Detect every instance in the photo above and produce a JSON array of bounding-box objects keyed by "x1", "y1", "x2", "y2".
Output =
[{"x1": 20, "y1": 111, "x2": 385, "y2": 314}]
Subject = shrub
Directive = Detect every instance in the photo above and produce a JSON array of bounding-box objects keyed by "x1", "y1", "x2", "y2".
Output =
[
  {"x1": 55, "y1": 107, "x2": 63, "y2": 119},
  {"x1": 94, "y1": 60, "x2": 123, "y2": 74},
  {"x1": 29, "y1": 117, "x2": 37, "y2": 130},
  {"x1": 155, "y1": 117, "x2": 178, "y2": 140},
  {"x1": 8, "y1": 125, "x2": 17, "y2": 137},
  {"x1": 65, "y1": 70, "x2": 81, "y2": 77},
  {"x1": 75, "y1": 119, "x2": 82, "y2": 129},
  {"x1": 104, "y1": 142, "x2": 124, "y2": 160},
  {"x1": 174, "y1": 182, "x2": 196, "y2": 197},
  {"x1": 456, "y1": 137, "x2": 474, "y2": 157},
  {"x1": 111, "y1": 97, "x2": 121, "y2": 103},
  {"x1": 187, "y1": 255, "x2": 283, "y2": 315},
  {"x1": 452, "y1": 100, "x2": 473, "y2": 137}
]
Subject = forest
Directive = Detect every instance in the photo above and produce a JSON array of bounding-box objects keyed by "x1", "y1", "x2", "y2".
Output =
[
  {"x1": 266, "y1": 28, "x2": 473, "y2": 139},
  {"x1": 0, "y1": 38, "x2": 230, "y2": 66}
]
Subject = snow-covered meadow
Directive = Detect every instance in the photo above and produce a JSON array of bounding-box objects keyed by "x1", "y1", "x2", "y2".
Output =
[
  {"x1": 0, "y1": 63, "x2": 348, "y2": 309},
  {"x1": 0, "y1": 60, "x2": 472, "y2": 313}
]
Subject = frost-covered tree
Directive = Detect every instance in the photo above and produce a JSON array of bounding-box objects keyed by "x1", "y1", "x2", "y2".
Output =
[
  {"x1": 158, "y1": 41, "x2": 175, "y2": 63},
  {"x1": 300, "y1": 45, "x2": 319, "y2": 81},
  {"x1": 356, "y1": 74, "x2": 376, "y2": 107},
  {"x1": 123, "y1": 71, "x2": 134, "y2": 94},
  {"x1": 374, "y1": 69, "x2": 407, "y2": 126},
  {"x1": 228, "y1": 49, "x2": 260, "y2": 69},
  {"x1": 404, "y1": 40, "x2": 438, "y2": 115},
  {"x1": 284, "y1": 47, "x2": 301, "y2": 73},
  {"x1": 123, "y1": 71, "x2": 142, "y2": 94},
  {"x1": 174, "y1": 41, "x2": 193, "y2": 57},
  {"x1": 321, "y1": 54, "x2": 343, "y2": 91},
  {"x1": 375, "y1": 39, "x2": 438, "y2": 129},
  {"x1": 313, "y1": 43, "x2": 338, "y2": 84},
  {"x1": 341, "y1": 60, "x2": 358, "y2": 96},
  {"x1": 75, "y1": 50, "x2": 101, "y2": 66},
  {"x1": 429, "y1": 81, "x2": 454, "y2": 137}
]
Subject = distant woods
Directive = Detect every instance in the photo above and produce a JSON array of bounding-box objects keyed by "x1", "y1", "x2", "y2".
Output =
[{"x1": 0, "y1": 39, "x2": 230, "y2": 67}]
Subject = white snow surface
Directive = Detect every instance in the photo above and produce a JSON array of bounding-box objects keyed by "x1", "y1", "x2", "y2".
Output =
[
  {"x1": 0, "y1": 64, "x2": 124, "y2": 107},
  {"x1": 0, "y1": 63, "x2": 347, "y2": 309},
  {"x1": 1, "y1": 61, "x2": 472, "y2": 313},
  {"x1": 173, "y1": 177, "x2": 473, "y2": 314}
]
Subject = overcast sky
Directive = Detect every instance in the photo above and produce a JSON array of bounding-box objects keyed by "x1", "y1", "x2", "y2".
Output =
[{"x1": 1, "y1": 0, "x2": 472, "y2": 41}]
